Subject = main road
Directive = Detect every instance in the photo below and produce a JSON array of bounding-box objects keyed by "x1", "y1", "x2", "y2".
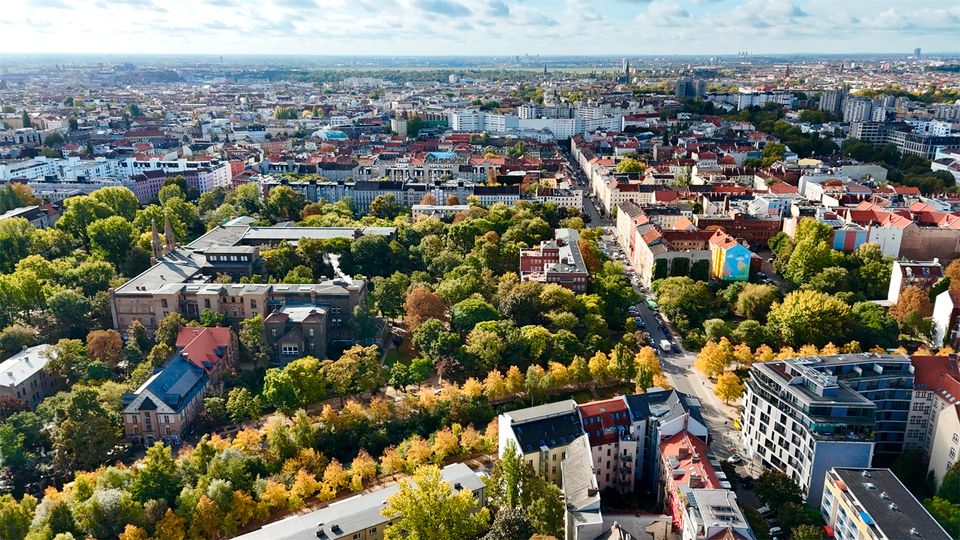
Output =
[{"x1": 561, "y1": 143, "x2": 743, "y2": 459}]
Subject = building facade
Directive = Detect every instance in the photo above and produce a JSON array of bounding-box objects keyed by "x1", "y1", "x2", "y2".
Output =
[
  {"x1": 821, "y1": 468, "x2": 951, "y2": 540},
  {"x1": 519, "y1": 228, "x2": 590, "y2": 293},
  {"x1": 739, "y1": 354, "x2": 917, "y2": 502},
  {"x1": 0, "y1": 344, "x2": 56, "y2": 408}
]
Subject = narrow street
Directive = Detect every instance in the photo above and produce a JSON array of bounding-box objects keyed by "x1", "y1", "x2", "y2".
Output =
[{"x1": 611, "y1": 241, "x2": 743, "y2": 462}]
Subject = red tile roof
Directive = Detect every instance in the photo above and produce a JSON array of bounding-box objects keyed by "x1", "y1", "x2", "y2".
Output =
[
  {"x1": 660, "y1": 431, "x2": 721, "y2": 490},
  {"x1": 176, "y1": 327, "x2": 233, "y2": 375},
  {"x1": 578, "y1": 397, "x2": 631, "y2": 446},
  {"x1": 911, "y1": 355, "x2": 960, "y2": 400}
]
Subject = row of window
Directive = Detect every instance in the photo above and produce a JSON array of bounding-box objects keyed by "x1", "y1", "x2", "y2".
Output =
[{"x1": 209, "y1": 254, "x2": 250, "y2": 263}]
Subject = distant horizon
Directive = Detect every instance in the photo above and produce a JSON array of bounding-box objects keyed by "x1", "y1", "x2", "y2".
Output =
[
  {"x1": 1, "y1": 0, "x2": 957, "y2": 57},
  {"x1": 0, "y1": 52, "x2": 958, "y2": 59}
]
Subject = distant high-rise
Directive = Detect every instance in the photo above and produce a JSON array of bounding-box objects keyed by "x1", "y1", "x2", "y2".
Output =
[
  {"x1": 914, "y1": 47, "x2": 922, "y2": 59},
  {"x1": 818, "y1": 89, "x2": 846, "y2": 115},
  {"x1": 675, "y1": 78, "x2": 706, "y2": 99}
]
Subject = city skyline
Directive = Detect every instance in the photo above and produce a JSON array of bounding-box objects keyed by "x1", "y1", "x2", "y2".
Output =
[{"x1": 2, "y1": 0, "x2": 958, "y2": 57}]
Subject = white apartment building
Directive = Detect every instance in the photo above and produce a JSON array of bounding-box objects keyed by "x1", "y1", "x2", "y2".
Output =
[
  {"x1": 498, "y1": 400, "x2": 583, "y2": 486},
  {"x1": 906, "y1": 354, "x2": 960, "y2": 490},
  {"x1": 0, "y1": 344, "x2": 56, "y2": 408},
  {"x1": 843, "y1": 98, "x2": 874, "y2": 123},
  {"x1": 740, "y1": 358, "x2": 883, "y2": 503}
]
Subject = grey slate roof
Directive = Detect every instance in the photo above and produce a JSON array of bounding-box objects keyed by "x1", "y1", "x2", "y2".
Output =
[
  {"x1": 832, "y1": 468, "x2": 952, "y2": 540},
  {"x1": 0, "y1": 344, "x2": 51, "y2": 388}
]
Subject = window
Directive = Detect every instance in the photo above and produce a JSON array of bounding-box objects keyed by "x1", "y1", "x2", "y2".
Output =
[
  {"x1": 271, "y1": 329, "x2": 277, "y2": 337},
  {"x1": 308, "y1": 328, "x2": 315, "y2": 337},
  {"x1": 204, "y1": 299, "x2": 211, "y2": 309},
  {"x1": 161, "y1": 299, "x2": 167, "y2": 308},
  {"x1": 953, "y1": 433, "x2": 959, "y2": 444},
  {"x1": 281, "y1": 345, "x2": 299, "y2": 355},
  {"x1": 250, "y1": 299, "x2": 257, "y2": 309},
  {"x1": 950, "y1": 448, "x2": 957, "y2": 459}
]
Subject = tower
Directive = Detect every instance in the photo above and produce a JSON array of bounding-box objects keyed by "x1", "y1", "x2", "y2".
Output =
[
  {"x1": 163, "y1": 214, "x2": 176, "y2": 255},
  {"x1": 150, "y1": 220, "x2": 162, "y2": 263}
]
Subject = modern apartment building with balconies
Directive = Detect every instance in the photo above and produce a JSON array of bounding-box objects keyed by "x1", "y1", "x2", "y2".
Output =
[{"x1": 740, "y1": 353, "x2": 914, "y2": 503}]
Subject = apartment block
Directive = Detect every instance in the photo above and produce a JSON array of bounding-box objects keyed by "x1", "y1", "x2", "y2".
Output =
[
  {"x1": 906, "y1": 354, "x2": 960, "y2": 489},
  {"x1": 519, "y1": 228, "x2": 590, "y2": 293},
  {"x1": 0, "y1": 344, "x2": 56, "y2": 408},
  {"x1": 821, "y1": 468, "x2": 951, "y2": 540},
  {"x1": 740, "y1": 353, "x2": 916, "y2": 502}
]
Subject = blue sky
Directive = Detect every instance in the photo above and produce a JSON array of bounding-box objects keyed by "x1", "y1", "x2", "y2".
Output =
[{"x1": 2, "y1": 0, "x2": 958, "y2": 56}]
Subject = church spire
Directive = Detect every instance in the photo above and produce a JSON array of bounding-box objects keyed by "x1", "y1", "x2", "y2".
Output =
[
  {"x1": 163, "y1": 214, "x2": 176, "y2": 255},
  {"x1": 150, "y1": 220, "x2": 162, "y2": 263}
]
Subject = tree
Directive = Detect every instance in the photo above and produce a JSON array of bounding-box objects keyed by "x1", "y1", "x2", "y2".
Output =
[
  {"x1": 153, "y1": 508, "x2": 187, "y2": 540},
  {"x1": 939, "y1": 461, "x2": 960, "y2": 504},
  {"x1": 635, "y1": 347, "x2": 663, "y2": 391},
  {"x1": 735, "y1": 283, "x2": 779, "y2": 321},
  {"x1": 704, "y1": 318, "x2": 733, "y2": 342},
  {"x1": 57, "y1": 194, "x2": 112, "y2": 244},
  {"x1": 350, "y1": 235, "x2": 391, "y2": 277},
  {"x1": 851, "y1": 302, "x2": 899, "y2": 349},
  {"x1": 43, "y1": 338, "x2": 91, "y2": 385},
  {"x1": 755, "y1": 470, "x2": 803, "y2": 512},
  {"x1": 404, "y1": 287, "x2": 448, "y2": 331},
  {"x1": 0, "y1": 493, "x2": 35, "y2": 540},
  {"x1": 924, "y1": 496, "x2": 960, "y2": 537},
  {"x1": 695, "y1": 338, "x2": 735, "y2": 378},
  {"x1": 265, "y1": 185, "x2": 307, "y2": 222},
  {"x1": 239, "y1": 314, "x2": 268, "y2": 365},
  {"x1": 226, "y1": 387, "x2": 261, "y2": 423},
  {"x1": 157, "y1": 184, "x2": 185, "y2": 205},
  {"x1": 85, "y1": 329, "x2": 123, "y2": 369},
  {"x1": 451, "y1": 297, "x2": 500, "y2": 335},
  {"x1": 588, "y1": 351, "x2": 611, "y2": 385},
  {"x1": 791, "y1": 524, "x2": 825, "y2": 540},
  {"x1": 155, "y1": 312, "x2": 186, "y2": 347},
  {"x1": 889, "y1": 285, "x2": 935, "y2": 322},
  {"x1": 48, "y1": 388, "x2": 120, "y2": 473},
  {"x1": 370, "y1": 194, "x2": 403, "y2": 220},
  {"x1": 372, "y1": 272, "x2": 411, "y2": 319},
  {"x1": 714, "y1": 371, "x2": 744, "y2": 403},
  {"x1": 382, "y1": 465, "x2": 490, "y2": 540},
  {"x1": 524, "y1": 476, "x2": 564, "y2": 537},
  {"x1": 484, "y1": 507, "x2": 534, "y2": 540},
  {"x1": 615, "y1": 157, "x2": 645, "y2": 174},
  {"x1": 131, "y1": 443, "x2": 180, "y2": 505},
  {"x1": 0, "y1": 218, "x2": 35, "y2": 273},
  {"x1": 766, "y1": 291, "x2": 852, "y2": 347},
  {"x1": 412, "y1": 318, "x2": 460, "y2": 362}
]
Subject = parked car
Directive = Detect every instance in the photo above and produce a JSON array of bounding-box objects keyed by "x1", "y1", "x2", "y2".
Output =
[
  {"x1": 757, "y1": 505, "x2": 773, "y2": 517},
  {"x1": 634, "y1": 318, "x2": 646, "y2": 329},
  {"x1": 769, "y1": 527, "x2": 783, "y2": 537},
  {"x1": 727, "y1": 454, "x2": 742, "y2": 464},
  {"x1": 766, "y1": 257, "x2": 774, "y2": 263},
  {"x1": 671, "y1": 342, "x2": 680, "y2": 353}
]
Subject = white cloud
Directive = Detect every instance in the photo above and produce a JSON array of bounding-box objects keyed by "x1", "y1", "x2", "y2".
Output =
[{"x1": 0, "y1": 0, "x2": 955, "y2": 55}]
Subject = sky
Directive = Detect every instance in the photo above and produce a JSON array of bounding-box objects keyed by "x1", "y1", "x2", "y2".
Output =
[{"x1": 0, "y1": 0, "x2": 958, "y2": 57}]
